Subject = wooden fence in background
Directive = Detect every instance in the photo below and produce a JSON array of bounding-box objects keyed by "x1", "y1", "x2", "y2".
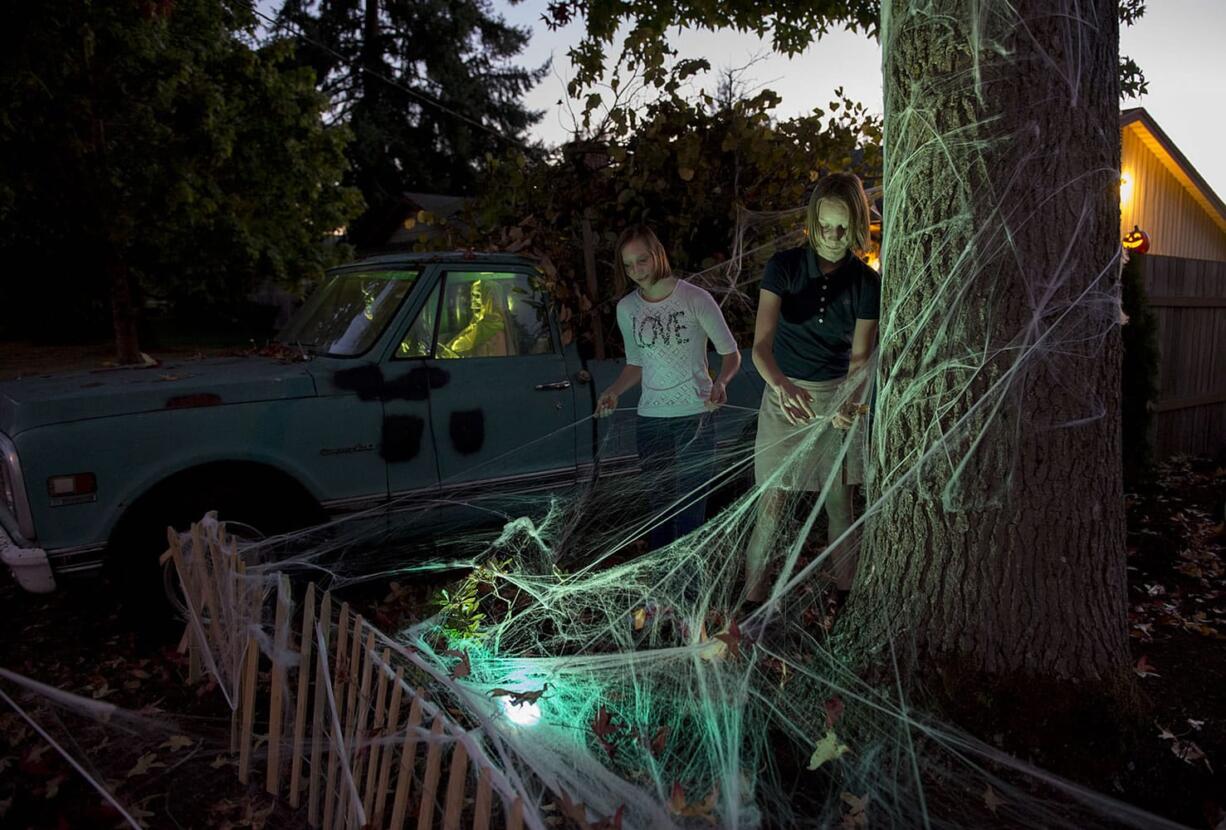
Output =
[
  {"x1": 1142, "y1": 254, "x2": 1226, "y2": 458},
  {"x1": 166, "y1": 521, "x2": 528, "y2": 830}
]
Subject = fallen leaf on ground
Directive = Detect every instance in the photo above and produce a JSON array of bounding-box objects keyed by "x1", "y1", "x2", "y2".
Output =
[
  {"x1": 589, "y1": 804, "x2": 625, "y2": 830},
  {"x1": 984, "y1": 784, "x2": 1005, "y2": 814},
  {"x1": 445, "y1": 649, "x2": 471, "y2": 680},
  {"x1": 1170, "y1": 739, "x2": 1213, "y2": 772},
  {"x1": 592, "y1": 705, "x2": 619, "y2": 758},
  {"x1": 714, "y1": 619, "x2": 746, "y2": 660},
  {"x1": 161, "y1": 735, "x2": 194, "y2": 751},
  {"x1": 669, "y1": 782, "x2": 718, "y2": 822},
  {"x1": 44, "y1": 773, "x2": 65, "y2": 799},
  {"x1": 840, "y1": 792, "x2": 868, "y2": 828},
  {"x1": 632, "y1": 607, "x2": 649, "y2": 631},
  {"x1": 648, "y1": 725, "x2": 669, "y2": 757},
  {"x1": 808, "y1": 730, "x2": 850, "y2": 770},
  {"x1": 126, "y1": 752, "x2": 164, "y2": 777},
  {"x1": 1133, "y1": 655, "x2": 1159, "y2": 677},
  {"x1": 824, "y1": 696, "x2": 845, "y2": 728}
]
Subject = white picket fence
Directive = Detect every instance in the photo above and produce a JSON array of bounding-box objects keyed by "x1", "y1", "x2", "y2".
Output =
[{"x1": 165, "y1": 518, "x2": 527, "y2": 829}]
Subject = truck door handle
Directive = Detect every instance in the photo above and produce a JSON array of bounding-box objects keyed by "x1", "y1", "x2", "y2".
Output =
[{"x1": 535, "y1": 381, "x2": 571, "y2": 391}]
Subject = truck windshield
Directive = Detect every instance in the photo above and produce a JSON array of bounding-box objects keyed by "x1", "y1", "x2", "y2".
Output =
[{"x1": 278, "y1": 269, "x2": 419, "y2": 357}]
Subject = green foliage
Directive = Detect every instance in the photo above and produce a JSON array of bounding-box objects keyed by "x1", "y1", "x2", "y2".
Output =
[
  {"x1": 544, "y1": 0, "x2": 1147, "y2": 111},
  {"x1": 544, "y1": 0, "x2": 878, "y2": 94},
  {"x1": 274, "y1": 0, "x2": 549, "y2": 243},
  {"x1": 436, "y1": 88, "x2": 881, "y2": 352},
  {"x1": 432, "y1": 556, "x2": 513, "y2": 642},
  {"x1": 0, "y1": 0, "x2": 362, "y2": 339},
  {"x1": 1120, "y1": 251, "x2": 1160, "y2": 485}
]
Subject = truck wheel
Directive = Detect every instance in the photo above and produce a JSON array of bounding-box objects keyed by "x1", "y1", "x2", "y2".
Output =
[{"x1": 111, "y1": 468, "x2": 320, "y2": 630}]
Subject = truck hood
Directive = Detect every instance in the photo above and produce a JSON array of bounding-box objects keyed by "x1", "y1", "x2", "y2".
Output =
[{"x1": 0, "y1": 356, "x2": 318, "y2": 436}]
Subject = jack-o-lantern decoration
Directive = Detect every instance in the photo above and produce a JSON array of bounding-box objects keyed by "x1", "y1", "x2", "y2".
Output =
[{"x1": 1123, "y1": 225, "x2": 1150, "y2": 254}]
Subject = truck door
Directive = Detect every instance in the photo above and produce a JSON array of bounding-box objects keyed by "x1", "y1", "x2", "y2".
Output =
[{"x1": 404, "y1": 267, "x2": 578, "y2": 520}]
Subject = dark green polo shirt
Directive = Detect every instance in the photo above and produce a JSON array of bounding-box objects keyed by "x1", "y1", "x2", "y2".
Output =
[{"x1": 760, "y1": 245, "x2": 880, "y2": 381}]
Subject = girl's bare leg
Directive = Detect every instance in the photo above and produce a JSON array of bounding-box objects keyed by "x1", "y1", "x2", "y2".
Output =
[
  {"x1": 825, "y1": 480, "x2": 857, "y2": 591},
  {"x1": 745, "y1": 488, "x2": 787, "y2": 601}
]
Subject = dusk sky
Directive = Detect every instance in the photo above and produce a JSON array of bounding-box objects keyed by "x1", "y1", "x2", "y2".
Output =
[{"x1": 497, "y1": 0, "x2": 1226, "y2": 200}]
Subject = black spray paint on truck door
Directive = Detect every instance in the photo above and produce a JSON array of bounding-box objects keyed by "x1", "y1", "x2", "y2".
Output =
[
  {"x1": 403, "y1": 268, "x2": 579, "y2": 527},
  {"x1": 300, "y1": 265, "x2": 441, "y2": 527},
  {"x1": 287, "y1": 266, "x2": 440, "y2": 520}
]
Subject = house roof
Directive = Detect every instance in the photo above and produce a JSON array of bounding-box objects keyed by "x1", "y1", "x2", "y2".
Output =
[{"x1": 1121, "y1": 107, "x2": 1226, "y2": 235}]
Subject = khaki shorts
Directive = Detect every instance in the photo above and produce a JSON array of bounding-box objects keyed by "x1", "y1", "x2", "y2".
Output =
[{"x1": 753, "y1": 376, "x2": 866, "y2": 490}]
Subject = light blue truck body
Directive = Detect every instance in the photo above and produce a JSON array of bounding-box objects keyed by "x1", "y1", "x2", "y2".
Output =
[{"x1": 0, "y1": 252, "x2": 763, "y2": 591}]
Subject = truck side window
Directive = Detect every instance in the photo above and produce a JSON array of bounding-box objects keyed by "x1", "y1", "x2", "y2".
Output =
[
  {"x1": 433, "y1": 272, "x2": 554, "y2": 360},
  {"x1": 396, "y1": 281, "x2": 441, "y2": 359}
]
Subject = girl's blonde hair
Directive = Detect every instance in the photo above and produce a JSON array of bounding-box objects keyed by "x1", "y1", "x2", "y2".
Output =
[
  {"x1": 613, "y1": 224, "x2": 671, "y2": 293},
  {"x1": 805, "y1": 173, "x2": 872, "y2": 256}
]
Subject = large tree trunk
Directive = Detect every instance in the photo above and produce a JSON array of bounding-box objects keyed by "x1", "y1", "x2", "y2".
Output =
[{"x1": 839, "y1": 0, "x2": 1131, "y2": 686}]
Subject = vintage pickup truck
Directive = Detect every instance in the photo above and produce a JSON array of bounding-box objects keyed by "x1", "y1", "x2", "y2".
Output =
[{"x1": 1, "y1": 252, "x2": 763, "y2": 595}]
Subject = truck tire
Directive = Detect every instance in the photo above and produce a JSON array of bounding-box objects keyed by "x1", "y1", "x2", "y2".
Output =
[{"x1": 108, "y1": 464, "x2": 321, "y2": 629}]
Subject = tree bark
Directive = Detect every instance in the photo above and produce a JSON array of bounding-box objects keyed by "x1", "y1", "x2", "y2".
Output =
[
  {"x1": 839, "y1": 0, "x2": 1131, "y2": 686},
  {"x1": 108, "y1": 253, "x2": 142, "y2": 365}
]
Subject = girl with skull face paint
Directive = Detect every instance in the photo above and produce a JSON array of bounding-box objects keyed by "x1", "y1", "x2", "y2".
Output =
[{"x1": 743, "y1": 173, "x2": 880, "y2": 607}]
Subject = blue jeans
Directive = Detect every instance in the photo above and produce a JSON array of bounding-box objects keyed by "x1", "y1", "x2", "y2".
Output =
[{"x1": 635, "y1": 412, "x2": 716, "y2": 550}]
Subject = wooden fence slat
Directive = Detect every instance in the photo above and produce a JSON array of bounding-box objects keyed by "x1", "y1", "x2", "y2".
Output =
[
  {"x1": 442, "y1": 740, "x2": 469, "y2": 830},
  {"x1": 336, "y1": 619, "x2": 367, "y2": 827},
  {"x1": 167, "y1": 532, "x2": 203, "y2": 686},
  {"x1": 389, "y1": 692, "x2": 425, "y2": 830},
  {"x1": 344, "y1": 629, "x2": 377, "y2": 829},
  {"x1": 308, "y1": 591, "x2": 332, "y2": 827},
  {"x1": 230, "y1": 556, "x2": 245, "y2": 753},
  {"x1": 373, "y1": 669, "x2": 405, "y2": 828},
  {"x1": 362, "y1": 648, "x2": 392, "y2": 819},
  {"x1": 266, "y1": 574, "x2": 292, "y2": 796},
  {"x1": 472, "y1": 767, "x2": 491, "y2": 830},
  {"x1": 187, "y1": 523, "x2": 214, "y2": 682},
  {"x1": 199, "y1": 535, "x2": 228, "y2": 679},
  {"x1": 290, "y1": 582, "x2": 316, "y2": 809},
  {"x1": 344, "y1": 617, "x2": 364, "y2": 734},
  {"x1": 507, "y1": 797, "x2": 524, "y2": 830},
  {"x1": 323, "y1": 603, "x2": 351, "y2": 830},
  {"x1": 415, "y1": 715, "x2": 446, "y2": 830},
  {"x1": 204, "y1": 526, "x2": 230, "y2": 643},
  {"x1": 238, "y1": 633, "x2": 259, "y2": 785}
]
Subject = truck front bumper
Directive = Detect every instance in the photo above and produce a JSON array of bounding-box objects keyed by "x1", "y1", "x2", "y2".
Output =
[{"x1": 0, "y1": 521, "x2": 56, "y2": 593}]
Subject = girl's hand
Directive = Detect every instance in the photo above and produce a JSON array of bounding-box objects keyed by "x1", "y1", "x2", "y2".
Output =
[
  {"x1": 705, "y1": 381, "x2": 728, "y2": 410},
  {"x1": 774, "y1": 380, "x2": 815, "y2": 425},
  {"x1": 831, "y1": 401, "x2": 867, "y2": 430},
  {"x1": 596, "y1": 390, "x2": 619, "y2": 418}
]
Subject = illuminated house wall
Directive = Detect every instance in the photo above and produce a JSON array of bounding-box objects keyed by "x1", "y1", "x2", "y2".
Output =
[{"x1": 1120, "y1": 108, "x2": 1226, "y2": 261}]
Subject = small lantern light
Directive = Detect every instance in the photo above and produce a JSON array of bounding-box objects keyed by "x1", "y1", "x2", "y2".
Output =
[{"x1": 1122, "y1": 225, "x2": 1150, "y2": 254}]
